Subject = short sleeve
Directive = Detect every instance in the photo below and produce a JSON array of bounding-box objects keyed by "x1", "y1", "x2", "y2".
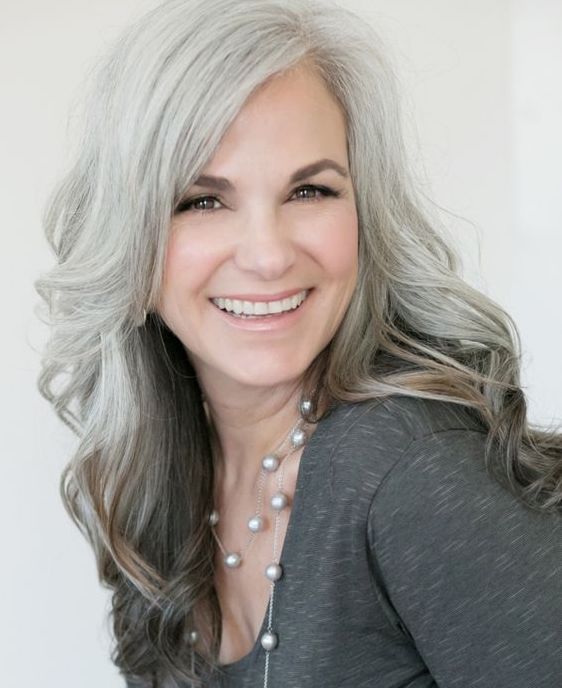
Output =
[{"x1": 368, "y1": 429, "x2": 562, "y2": 687}]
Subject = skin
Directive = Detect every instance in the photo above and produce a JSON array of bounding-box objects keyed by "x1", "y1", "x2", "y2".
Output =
[
  {"x1": 156, "y1": 62, "x2": 358, "y2": 494},
  {"x1": 156, "y1": 62, "x2": 359, "y2": 662}
]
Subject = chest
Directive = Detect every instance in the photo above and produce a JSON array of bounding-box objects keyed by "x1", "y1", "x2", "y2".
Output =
[
  {"x1": 205, "y1": 459, "x2": 422, "y2": 688},
  {"x1": 214, "y1": 516, "x2": 290, "y2": 664},
  {"x1": 212, "y1": 454, "x2": 301, "y2": 665}
]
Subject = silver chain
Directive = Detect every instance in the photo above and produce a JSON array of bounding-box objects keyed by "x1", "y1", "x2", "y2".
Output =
[
  {"x1": 189, "y1": 396, "x2": 314, "y2": 686},
  {"x1": 263, "y1": 440, "x2": 293, "y2": 687}
]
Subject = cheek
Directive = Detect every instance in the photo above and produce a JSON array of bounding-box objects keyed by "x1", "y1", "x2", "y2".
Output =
[
  {"x1": 161, "y1": 228, "x2": 220, "y2": 296},
  {"x1": 307, "y1": 206, "x2": 358, "y2": 278}
]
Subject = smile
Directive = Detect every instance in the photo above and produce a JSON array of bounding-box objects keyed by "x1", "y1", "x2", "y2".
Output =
[
  {"x1": 211, "y1": 289, "x2": 310, "y2": 318},
  {"x1": 208, "y1": 288, "x2": 315, "y2": 330}
]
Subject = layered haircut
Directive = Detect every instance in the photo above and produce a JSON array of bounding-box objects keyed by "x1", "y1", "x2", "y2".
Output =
[{"x1": 34, "y1": 0, "x2": 562, "y2": 685}]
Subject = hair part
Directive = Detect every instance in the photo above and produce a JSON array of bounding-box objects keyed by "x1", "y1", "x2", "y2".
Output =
[{"x1": 34, "y1": 0, "x2": 562, "y2": 685}]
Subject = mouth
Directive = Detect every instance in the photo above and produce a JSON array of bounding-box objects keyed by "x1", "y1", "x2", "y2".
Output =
[{"x1": 209, "y1": 288, "x2": 313, "y2": 319}]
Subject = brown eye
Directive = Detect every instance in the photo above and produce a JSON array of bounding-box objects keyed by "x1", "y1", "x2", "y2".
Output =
[
  {"x1": 174, "y1": 185, "x2": 340, "y2": 215},
  {"x1": 175, "y1": 196, "x2": 222, "y2": 214},
  {"x1": 292, "y1": 185, "x2": 340, "y2": 202}
]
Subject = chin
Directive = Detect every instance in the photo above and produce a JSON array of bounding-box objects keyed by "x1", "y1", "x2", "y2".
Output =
[{"x1": 227, "y1": 359, "x2": 312, "y2": 389}]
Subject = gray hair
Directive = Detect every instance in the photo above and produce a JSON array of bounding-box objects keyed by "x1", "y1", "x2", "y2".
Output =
[{"x1": 34, "y1": 0, "x2": 562, "y2": 685}]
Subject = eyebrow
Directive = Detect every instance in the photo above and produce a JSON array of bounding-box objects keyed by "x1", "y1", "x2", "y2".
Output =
[{"x1": 191, "y1": 158, "x2": 349, "y2": 191}]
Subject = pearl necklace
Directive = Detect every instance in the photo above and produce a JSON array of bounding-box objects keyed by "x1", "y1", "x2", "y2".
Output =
[{"x1": 191, "y1": 395, "x2": 315, "y2": 687}]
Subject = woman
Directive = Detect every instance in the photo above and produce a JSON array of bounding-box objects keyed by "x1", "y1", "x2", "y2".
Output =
[{"x1": 34, "y1": 0, "x2": 561, "y2": 686}]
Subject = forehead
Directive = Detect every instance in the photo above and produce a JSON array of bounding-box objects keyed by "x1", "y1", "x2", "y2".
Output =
[
  {"x1": 202, "y1": 64, "x2": 349, "y2": 176},
  {"x1": 245, "y1": 63, "x2": 345, "y2": 120}
]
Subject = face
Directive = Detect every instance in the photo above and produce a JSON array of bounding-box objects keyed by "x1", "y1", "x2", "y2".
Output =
[{"x1": 156, "y1": 64, "x2": 358, "y2": 397}]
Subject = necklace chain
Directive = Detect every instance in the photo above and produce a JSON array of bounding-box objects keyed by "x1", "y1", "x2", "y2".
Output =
[
  {"x1": 211, "y1": 414, "x2": 304, "y2": 561},
  {"x1": 189, "y1": 395, "x2": 315, "y2": 687}
]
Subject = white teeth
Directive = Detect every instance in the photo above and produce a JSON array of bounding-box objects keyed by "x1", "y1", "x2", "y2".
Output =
[
  {"x1": 252, "y1": 301, "x2": 269, "y2": 316},
  {"x1": 211, "y1": 289, "x2": 309, "y2": 315},
  {"x1": 268, "y1": 300, "x2": 283, "y2": 314}
]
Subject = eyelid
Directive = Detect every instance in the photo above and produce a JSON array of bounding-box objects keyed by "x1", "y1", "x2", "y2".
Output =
[{"x1": 174, "y1": 183, "x2": 342, "y2": 215}]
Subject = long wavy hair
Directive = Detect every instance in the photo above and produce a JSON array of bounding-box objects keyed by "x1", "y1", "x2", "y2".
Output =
[{"x1": 34, "y1": 0, "x2": 562, "y2": 685}]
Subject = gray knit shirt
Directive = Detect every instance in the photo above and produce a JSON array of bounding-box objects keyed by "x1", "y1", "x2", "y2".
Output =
[{"x1": 126, "y1": 394, "x2": 562, "y2": 687}]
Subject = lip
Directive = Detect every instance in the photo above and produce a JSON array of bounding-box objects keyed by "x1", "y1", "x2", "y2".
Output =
[
  {"x1": 209, "y1": 287, "x2": 310, "y2": 302},
  {"x1": 210, "y1": 288, "x2": 315, "y2": 331}
]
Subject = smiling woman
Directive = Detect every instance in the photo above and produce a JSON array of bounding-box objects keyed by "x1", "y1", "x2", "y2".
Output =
[
  {"x1": 33, "y1": 0, "x2": 562, "y2": 687},
  {"x1": 157, "y1": 64, "x2": 358, "y2": 395}
]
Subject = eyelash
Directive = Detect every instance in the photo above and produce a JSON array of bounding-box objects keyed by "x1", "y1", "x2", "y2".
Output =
[{"x1": 175, "y1": 184, "x2": 341, "y2": 215}]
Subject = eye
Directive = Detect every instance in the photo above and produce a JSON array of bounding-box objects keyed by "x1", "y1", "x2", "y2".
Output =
[
  {"x1": 175, "y1": 195, "x2": 222, "y2": 214},
  {"x1": 292, "y1": 184, "x2": 341, "y2": 202},
  {"x1": 174, "y1": 184, "x2": 341, "y2": 215}
]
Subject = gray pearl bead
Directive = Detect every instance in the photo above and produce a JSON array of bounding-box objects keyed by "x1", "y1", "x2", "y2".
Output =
[
  {"x1": 248, "y1": 515, "x2": 264, "y2": 532},
  {"x1": 188, "y1": 630, "x2": 199, "y2": 645},
  {"x1": 209, "y1": 509, "x2": 219, "y2": 526},
  {"x1": 224, "y1": 552, "x2": 241, "y2": 568},
  {"x1": 299, "y1": 398, "x2": 313, "y2": 415},
  {"x1": 260, "y1": 631, "x2": 278, "y2": 651},
  {"x1": 290, "y1": 427, "x2": 307, "y2": 448},
  {"x1": 271, "y1": 491, "x2": 289, "y2": 510},
  {"x1": 262, "y1": 454, "x2": 280, "y2": 472},
  {"x1": 265, "y1": 562, "x2": 283, "y2": 581}
]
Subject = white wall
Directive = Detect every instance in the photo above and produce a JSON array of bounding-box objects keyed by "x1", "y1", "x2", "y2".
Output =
[
  {"x1": 1, "y1": 1, "x2": 560, "y2": 686},
  {"x1": 509, "y1": 0, "x2": 562, "y2": 423}
]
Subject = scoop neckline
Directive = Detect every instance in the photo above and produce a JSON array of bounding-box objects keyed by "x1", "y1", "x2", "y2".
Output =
[{"x1": 217, "y1": 400, "x2": 345, "y2": 674}]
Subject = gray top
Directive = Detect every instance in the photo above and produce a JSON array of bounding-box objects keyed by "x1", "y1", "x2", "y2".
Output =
[{"x1": 126, "y1": 394, "x2": 562, "y2": 687}]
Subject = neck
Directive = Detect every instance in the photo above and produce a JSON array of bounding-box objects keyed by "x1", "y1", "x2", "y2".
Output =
[{"x1": 203, "y1": 383, "x2": 309, "y2": 494}]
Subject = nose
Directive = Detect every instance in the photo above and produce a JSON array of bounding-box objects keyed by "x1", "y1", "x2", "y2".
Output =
[{"x1": 233, "y1": 208, "x2": 297, "y2": 280}]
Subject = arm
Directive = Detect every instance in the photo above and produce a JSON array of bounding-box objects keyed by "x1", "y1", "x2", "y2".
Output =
[{"x1": 368, "y1": 429, "x2": 562, "y2": 687}]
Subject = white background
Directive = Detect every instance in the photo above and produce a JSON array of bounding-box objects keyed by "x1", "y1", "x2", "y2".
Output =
[{"x1": 1, "y1": 1, "x2": 560, "y2": 686}]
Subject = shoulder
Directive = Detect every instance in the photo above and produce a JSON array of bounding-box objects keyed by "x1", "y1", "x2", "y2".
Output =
[
  {"x1": 368, "y1": 413, "x2": 560, "y2": 536},
  {"x1": 323, "y1": 393, "x2": 487, "y2": 500},
  {"x1": 364, "y1": 414, "x2": 562, "y2": 682},
  {"x1": 366, "y1": 416, "x2": 562, "y2": 608},
  {"x1": 327, "y1": 393, "x2": 487, "y2": 454}
]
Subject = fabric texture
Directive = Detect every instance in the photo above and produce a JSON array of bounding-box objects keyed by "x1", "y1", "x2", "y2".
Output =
[{"x1": 126, "y1": 394, "x2": 562, "y2": 687}]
